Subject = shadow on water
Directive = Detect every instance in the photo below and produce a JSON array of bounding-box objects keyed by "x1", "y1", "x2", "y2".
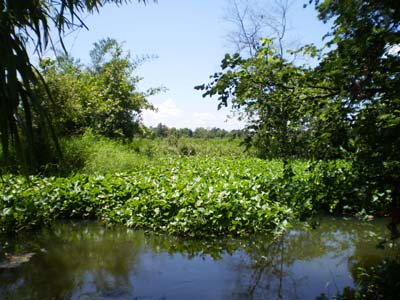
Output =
[{"x1": 0, "y1": 218, "x2": 399, "y2": 300}]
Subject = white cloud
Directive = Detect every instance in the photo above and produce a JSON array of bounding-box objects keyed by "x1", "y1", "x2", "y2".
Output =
[
  {"x1": 142, "y1": 98, "x2": 182, "y2": 126},
  {"x1": 191, "y1": 112, "x2": 218, "y2": 128},
  {"x1": 142, "y1": 99, "x2": 244, "y2": 130}
]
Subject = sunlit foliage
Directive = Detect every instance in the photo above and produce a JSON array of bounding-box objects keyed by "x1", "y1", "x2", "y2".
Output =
[{"x1": 0, "y1": 0, "x2": 149, "y2": 171}]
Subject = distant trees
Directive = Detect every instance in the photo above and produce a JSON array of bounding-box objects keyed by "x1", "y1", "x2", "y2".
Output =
[{"x1": 146, "y1": 123, "x2": 244, "y2": 139}]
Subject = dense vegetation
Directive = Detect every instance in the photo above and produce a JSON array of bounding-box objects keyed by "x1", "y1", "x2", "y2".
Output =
[
  {"x1": 57, "y1": 132, "x2": 251, "y2": 175},
  {"x1": 0, "y1": 0, "x2": 152, "y2": 172},
  {"x1": 196, "y1": 0, "x2": 400, "y2": 236},
  {"x1": 0, "y1": 154, "x2": 362, "y2": 236},
  {"x1": 39, "y1": 38, "x2": 158, "y2": 139},
  {"x1": 0, "y1": 0, "x2": 399, "y2": 240},
  {"x1": 0, "y1": 134, "x2": 392, "y2": 236},
  {"x1": 146, "y1": 123, "x2": 245, "y2": 139}
]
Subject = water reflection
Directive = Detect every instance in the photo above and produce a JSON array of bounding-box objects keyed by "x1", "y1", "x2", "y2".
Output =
[{"x1": 0, "y1": 218, "x2": 398, "y2": 300}]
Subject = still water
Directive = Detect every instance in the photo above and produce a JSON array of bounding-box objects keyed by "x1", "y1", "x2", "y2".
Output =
[{"x1": 0, "y1": 218, "x2": 398, "y2": 300}]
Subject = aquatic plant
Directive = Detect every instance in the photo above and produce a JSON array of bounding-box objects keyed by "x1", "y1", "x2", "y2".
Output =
[{"x1": 0, "y1": 158, "x2": 391, "y2": 236}]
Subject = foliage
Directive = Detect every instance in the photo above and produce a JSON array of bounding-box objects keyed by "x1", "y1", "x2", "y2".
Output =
[
  {"x1": 308, "y1": 0, "x2": 400, "y2": 228},
  {"x1": 39, "y1": 38, "x2": 157, "y2": 139},
  {"x1": 352, "y1": 257, "x2": 400, "y2": 300},
  {"x1": 0, "y1": 0, "x2": 149, "y2": 172},
  {"x1": 49, "y1": 132, "x2": 250, "y2": 175},
  {"x1": 146, "y1": 123, "x2": 245, "y2": 139},
  {"x1": 58, "y1": 131, "x2": 152, "y2": 175},
  {"x1": 198, "y1": 1, "x2": 400, "y2": 227},
  {"x1": 1, "y1": 156, "x2": 391, "y2": 237},
  {"x1": 37, "y1": 55, "x2": 85, "y2": 137},
  {"x1": 330, "y1": 256, "x2": 400, "y2": 300},
  {"x1": 196, "y1": 40, "x2": 337, "y2": 159},
  {"x1": 86, "y1": 38, "x2": 157, "y2": 138}
]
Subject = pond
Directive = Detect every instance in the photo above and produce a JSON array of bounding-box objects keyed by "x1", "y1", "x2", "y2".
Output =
[{"x1": 0, "y1": 217, "x2": 398, "y2": 300}]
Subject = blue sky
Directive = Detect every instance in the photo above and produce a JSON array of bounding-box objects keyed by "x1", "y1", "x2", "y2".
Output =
[{"x1": 54, "y1": 0, "x2": 330, "y2": 130}]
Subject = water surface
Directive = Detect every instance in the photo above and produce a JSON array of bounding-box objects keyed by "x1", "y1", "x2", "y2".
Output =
[{"x1": 0, "y1": 218, "x2": 398, "y2": 300}]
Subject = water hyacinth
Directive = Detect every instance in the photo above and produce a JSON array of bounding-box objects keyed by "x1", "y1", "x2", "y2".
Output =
[{"x1": 0, "y1": 157, "x2": 387, "y2": 237}]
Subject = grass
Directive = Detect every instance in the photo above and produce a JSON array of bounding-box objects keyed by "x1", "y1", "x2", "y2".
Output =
[{"x1": 56, "y1": 131, "x2": 251, "y2": 175}]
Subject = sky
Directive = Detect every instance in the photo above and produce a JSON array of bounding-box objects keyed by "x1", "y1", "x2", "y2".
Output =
[{"x1": 51, "y1": 0, "x2": 330, "y2": 130}]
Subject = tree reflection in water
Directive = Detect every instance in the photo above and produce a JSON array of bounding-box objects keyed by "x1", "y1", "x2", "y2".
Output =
[
  {"x1": 0, "y1": 218, "x2": 398, "y2": 300},
  {"x1": 227, "y1": 218, "x2": 399, "y2": 300},
  {"x1": 0, "y1": 222, "x2": 143, "y2": 300}
]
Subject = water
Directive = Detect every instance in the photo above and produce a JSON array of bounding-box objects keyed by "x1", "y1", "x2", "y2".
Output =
[{"x1": 0, "y1": 218, "x2": 398, "y2": 300}]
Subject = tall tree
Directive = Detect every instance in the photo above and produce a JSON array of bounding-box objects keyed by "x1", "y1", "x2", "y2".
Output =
[
  {"x1": 311, "y1": 0, "x2": 400, "y2": 235},
  {"x1": 196, "y1": 39, "x2": 316, "y2": 159},
  {"x1": 209, "y1": 0, "x2": 324, "y2": 159},
  {"x1": 224, "y1": 0, "x2": 294, "y2": 58},
  {"x1": 87, "y1": 38, "x2": 156, "y2": 138},
  {"x1": 39, "y1": 38, "x2": 159, "y2": 139},
  {"x1": 199, "y1": 0, "x2": 400, "y2": 218},
  {"x1": 0, "y1": 0, "x2": 150, "y2": 172}
]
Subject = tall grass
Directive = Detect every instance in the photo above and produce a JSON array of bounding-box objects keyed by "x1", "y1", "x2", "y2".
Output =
[{"x1": 56, "y1": 131, "x2": 250, "y2": 175}]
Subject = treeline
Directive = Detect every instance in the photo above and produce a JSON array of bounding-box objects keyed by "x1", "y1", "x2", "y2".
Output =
[{"x1": 145, "y1": 123, "x2": 244, "y2": 139}]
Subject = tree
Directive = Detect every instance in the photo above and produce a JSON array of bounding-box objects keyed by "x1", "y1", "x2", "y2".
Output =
[
  {"x1": 204, "y1": 0, "x2": 327, "y2": 159},
  {"x1": 196, "y1": 39, "x2": 316, "y2": 159},
  {"x1": 39, "y1": 38, "x2": 158, "y2": 139},
  {"x1": 0, "y1": 0, "x2": 150, "y2": 172},
  {"x1": 38, "y1": 55, "x2": 86, "y2": 137},
  {"x1": 198, "y1": 0, "x2": 400, "y2": 231},
  {"x1": 86, "y1": 38, "x2": 157, "y2": 138},
  {"x1": 224, "y1": 0, "x2": 294, "y2": 59},
  {"x1": 310, "y1": 0, "x2": 400, "y2": 235}
]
